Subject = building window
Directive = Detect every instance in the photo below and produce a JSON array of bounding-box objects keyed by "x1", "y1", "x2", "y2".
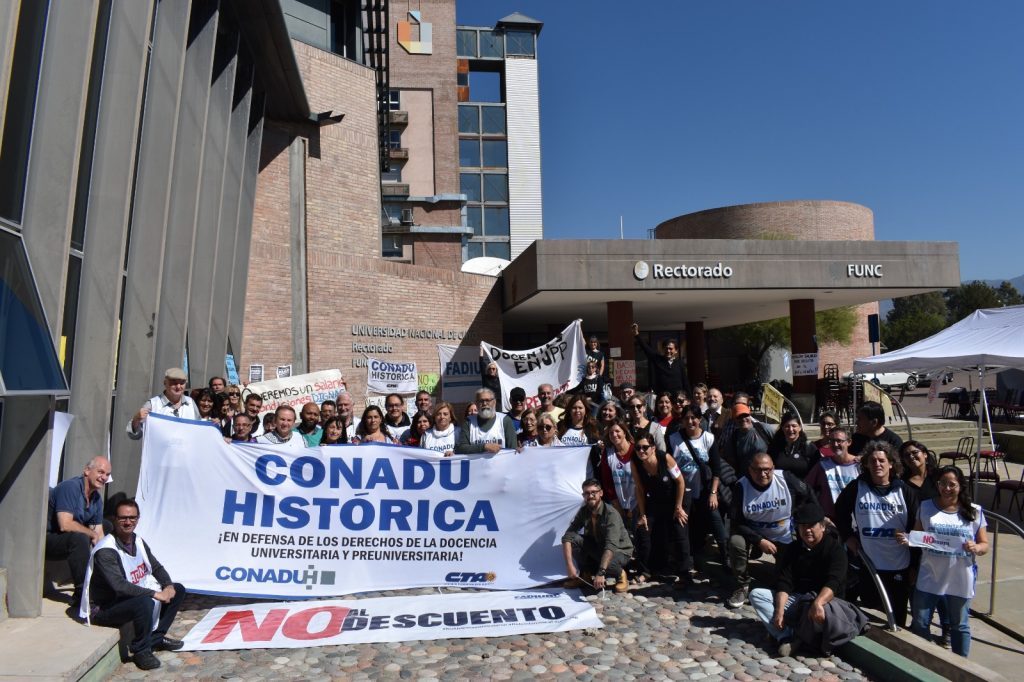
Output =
[
  {"x1": 466, "y1": 241, "x2": 483, "y2": 259},
  {"x1": 382, "y1": 163, "x2": 402, "y2": 182},
  {"x1": 466, "y1": 206, "x2": 482, "y2": 236},
  {"x1": 388, "y1": 89, "x2": 401, "y2": 111},
  {"x1": 330, "y1": 0, "x2": 363, "y2": 61},
  {"x1": 468, "y1": 71, "x2": 501, "y2": 103},
  {"x1": 460, "y1": 173, "x2": 481, "y2": 202},
  {"x1": 480, "y1": 106, "x2": 505, "y2": 135},
  {"x1": 389, "y1": 130, "x2": 402, "y2": 150},
  {"x1": 482, "y1": 174, "x2": 508, "y2": 202},
  {"x1": 458, "y1": 105, "x2": 479, "y2": 134},
  {"x1": 480, "y1": 30, "x2": 503, "y2": 58},
  {"x1": 459, "y1": 139, "x2": 480, "y2": 167},
  {"x1": 505, "y1": 30, "x2": 535, "y2": 57},
  {"x1": 482, "y1": 140, "x2": 507, "y2": 167},
  {"x1": 485, "y1": 241, "x2": 511, "y2": 260},
  {"x1": 484, "y1": 207, "x2": 510, "y2": 236},
  {"x1": 382, "y1": 234, "x2": 403, "y2": 258},
  {"x1": 457, "y1": 29, "x2": 477, "y2": 58}
]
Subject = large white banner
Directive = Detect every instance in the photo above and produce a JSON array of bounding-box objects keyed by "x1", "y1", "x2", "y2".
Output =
[
  {"x1": 135, "y1": 415, "x2": 589, "y2": 598},
  {"x1": 479, "y1": 320, "x2": 587, "y2": 410},
  {"x1": 366, "y1": 358, "x2": 418, "y2": 394},
  {"x1": 182, "y1": 590, "x2": 602, "y2": 651},
  {"x1": 244, "y1": 369, "x2": 346, "y2": 421},
  {"x1": 438, "y1": 344, "x2": 484, "y2": 404}
]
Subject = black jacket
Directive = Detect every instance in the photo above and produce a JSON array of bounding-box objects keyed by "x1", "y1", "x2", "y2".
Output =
[{"x1": 635, "y1": 336, "x2": 689, "y2": 394}]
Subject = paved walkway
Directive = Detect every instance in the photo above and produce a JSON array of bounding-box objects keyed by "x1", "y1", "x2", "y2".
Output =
[{"x1": 106, "y1": 579, "x2": 872, "y2": 681}]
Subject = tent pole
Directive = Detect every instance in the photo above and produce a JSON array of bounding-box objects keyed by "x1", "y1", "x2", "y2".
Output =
[{"x1": 974, "y1": 366, "x2": 987, "y2": 499}]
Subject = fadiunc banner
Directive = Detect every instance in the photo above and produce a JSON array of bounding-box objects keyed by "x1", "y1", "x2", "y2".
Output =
[
  {"x1": 479, "y1": 320, "x2": 587, "y2": 411},
  {"x1": 135, "y1": 415, "x2": 589, "y2": 598}
]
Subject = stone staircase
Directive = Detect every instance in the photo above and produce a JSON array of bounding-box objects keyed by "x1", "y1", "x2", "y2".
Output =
[{"x1": 806, "y1": 417, "x2": 982, "y2": 455}]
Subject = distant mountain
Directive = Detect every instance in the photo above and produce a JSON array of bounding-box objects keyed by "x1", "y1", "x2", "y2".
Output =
[{"x1": 878, "y1": 273, "x2": 1024, "y2": 320}]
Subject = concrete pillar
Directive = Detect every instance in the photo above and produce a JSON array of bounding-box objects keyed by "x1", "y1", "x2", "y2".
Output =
[
  {"x1": 289, "y1": 137, "x2": 309, "y2": 374},
  {"x1": 0, "y1": 0, "x2": 20, "y2": 140},
  {"x1": 20, "y1": 0, "x2": 100, "y2": 339},
  {"x1": 228, "y1": 108, "x2": 265, "y2": 368},
  {"x1": 109, "y1": 0, "x2": 191, "y2": 499},
  {"x1": 789, "y1": 298, "x2": 818, "y2": 419},
  {"x1": 685, "y1": 321, "x2": 706, "y2": 385},
  {"x1": 606, "y1": 301, "x2": 635, "y2": 388},
  {"x1": 0, "y1": 396, "x2": 54, "y2": 617},
  {"x1": 66, "y1": 0, "x2": 155, "y2": 475}
]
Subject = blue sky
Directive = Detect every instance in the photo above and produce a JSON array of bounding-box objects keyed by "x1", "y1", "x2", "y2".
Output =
[{"x1": 456, "y1": 1, "x2": 1024, "y2": 282}]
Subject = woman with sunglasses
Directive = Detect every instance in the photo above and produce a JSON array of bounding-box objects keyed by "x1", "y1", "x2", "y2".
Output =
[
  {"x1": 536, "y1": 412, "x2": 563, "y2": 447},
  {"x1": 558, "y1": 396, "x2": 600, "y2": 447},
  {"x1": 625, "y1": 396, "x2": 666, "y2": 454},
  {"x1": 632, "y1": 433, "x2": 692, "y2": 585},
  {"x1": 906, "y1": 466, "x2": 988, "y2": 657}
]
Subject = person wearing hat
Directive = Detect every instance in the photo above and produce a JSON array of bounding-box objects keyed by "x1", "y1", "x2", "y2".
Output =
[
  {"x1": 127, "y1": 367, "x2": 198, "y2": 439},
  {"x1": 748, "y1": 502, "x2": 866, "y2": 656},
  {"x1": 506, "y1": 386, "x2": 529, "y2": 432},
  {"x1": 720, "y1": 402, "x2": 775, "y2": 475}
]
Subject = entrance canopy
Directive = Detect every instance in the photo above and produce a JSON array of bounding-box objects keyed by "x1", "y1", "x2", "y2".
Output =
[
  {"x1": 502, "y1": 239, "x2": 960, "y2": 330},
  {"x1": 853, "y1": 305, "x2": 1024, "y2": 374}
]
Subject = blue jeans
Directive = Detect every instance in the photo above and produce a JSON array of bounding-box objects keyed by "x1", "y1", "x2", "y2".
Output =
[
  {"x1": 911, "y1": 589, "x2": 972, "y2": 657},
  {"x1": 749, "y1": 588, "x2": 802, "y2": 641}
]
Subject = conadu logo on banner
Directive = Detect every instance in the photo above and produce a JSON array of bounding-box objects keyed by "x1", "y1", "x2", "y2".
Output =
[{"x1": 633, "y1": 261, "x2": 734, "y2": 280}]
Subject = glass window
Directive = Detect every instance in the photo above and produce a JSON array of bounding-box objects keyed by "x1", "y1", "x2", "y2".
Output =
[
  {"x1": 482, "y1": 140, "x2": 507, "y2": 167},
  {"x1": 484, "y1": 207, "x2": 510, "y2": 236},
  {"x1": 480, "y1": 107, "x2": 505, "y2": 135},
  {"x1": 0, "y1": 231, "x2": 68, "y2": 393},
  {"x1": 382, "y1": 163, "x2": 402, "y2": 182},
  {"x1": 459, "y1": 139, "x2": 480, "y2": 167},
  {"x1": 466, "y1": 241, "x2": 483, "y2": 259},
  {"x1": 460, "y1": 173, "x2": 481, "y2": 202},
  {"x1": 468, "y1": 71, "x2": 501, "y2": 103},
  {"x1": 458, "y1": 105, "x2": 479, "y2": 134},
  {"x1": 506, "y1": 30, "x2": 535, "y2": 57},
  {"x1": 382, "y1": 234, "x2": 402, "y2": 258},
  {"x1": 388, "y1": 90, "x2": 401, "y2": 111},
  {"x1": 482, "y1": 174, "x2": 508, "y2": 202},
  {"x1": 389, "y1": 130, "x2": 402, "y2": 150},
  {"x1": 466, "y1": 206, "x2": 482, "y2": 236},
  {"x1": 456, "y1": 29, "x2": 477, "y2": 58},
  {"x1": 480, "y1": 30, "x2": 503, "y2": 58},
  {"x1": 485, "y1": 241, "x2": 511, "y2": 260}
]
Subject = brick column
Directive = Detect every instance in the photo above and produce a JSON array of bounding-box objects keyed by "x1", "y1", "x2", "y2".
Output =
[
  {"x1": 685, "y1": 321, "x2": 706, "y2": 385},
  {"x1": 607, "y1": 301, "x2": 635, "y2": 389},
  {"x1": 789, "y1": 299, "x2": 818, "y2": 419}
]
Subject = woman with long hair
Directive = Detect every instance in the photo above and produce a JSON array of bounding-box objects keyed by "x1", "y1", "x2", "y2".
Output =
[
  {"x1": 632, "y1": 432, "x2": 691, "y2": 585},
  {"x1": 625, "y1": 395, "x2": 666, "y2": 454},
  {"x1": 354, "y1": 405, "x2": 394, "y2": 444},
  {"x1": 319, "y1": 417, "x2": 347, "y2": 445},
  {"x1": 598, "y1": 421, "x2": 638, "y2": 528},
  {"x1": 767, "y1": 412, "x2": 821, "y2": 478},
  {"x1": 195, "y1": 389, "x2": 217, "y2": 421},
  {"x1": 400, "y1": 410, "x2": 432, "y2": 446},
  {"x1": 835, "y1": 441, "x2": 920, "y2": 628},
  {"x1": 558, "y1": 395, "x2": 600, "y2": 447},
  {"x1": 814, "y1": 410, "x2": 839, "y2": 455},
  {"x1": 900, "y1": 440, "x2": 939, "y2": 501},
  {"x1": 653, "y1": 392, "x2": 674, "y2": 428},
  {"x1": 907, "y1": 466, "x2": 988, "y2": 657},
  {"x1": 422, "y1": 402, "x2": 459, "y2": 456}
]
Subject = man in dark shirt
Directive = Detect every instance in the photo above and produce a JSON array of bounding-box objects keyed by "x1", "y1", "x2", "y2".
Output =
[
  {"x1": 81, "y1": 499, "x2": 186, "y2": 670},
  {"x1": 849, "y1": 401, "x2": 903, "y2": 455},
  {"x1": 561, "y1": 478, "x2": 633, "y2": 593},
  {"x1": 46, "y1": 456, "x2": 110, "y2": 604},
  {"x1": 720, "y1": 404, "x2": 775, "y2": 474},
  {"x1": 631, "y1": 323, "x2": 690, "y2": 394},
  {"x1": 749, "y1": 503, "x2": 848, "y2": 656}
]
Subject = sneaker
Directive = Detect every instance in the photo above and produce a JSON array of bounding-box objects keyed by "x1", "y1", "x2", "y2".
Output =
[
  {"x1": 726, "y1": 585, "x2": 749, "y2": 609},
  {"x1": 777, "y1": 639, "x2": 800, "y2": 657},
  {"x1": 133, "y1": 651, "x2": 161, "y2": 671},
  {"x1": 154, "y1": 636, "x2": 185, "y2": 652},
  {"x1": 614, "y1": 570, "x2": 629, "y2": 593},
  {"x1": 936, "y1": 629, "x2": 951, "y2": 649}
]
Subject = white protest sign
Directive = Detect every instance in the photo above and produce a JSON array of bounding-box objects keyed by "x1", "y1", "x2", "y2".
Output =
[
  {"x1": 245, "y1": 369, "x2": 346, "y2": 421},
  {"x1": 908, "y1": 530, "x2": 963, "y2": 555},
  {"x1": 438, "y1": 344, "x2": 484, "y2": 404},
  {"x1": 49, "y1": 412, "x2": 75, "y2": 488},
  {"x1": 792, "y1": 352, "x2": 819, "y2": 377},
  {"x1": 366, "y1": 358, "x2": 418, "y2": 394},
  {"x1": 181, "y1": 590, "x2": 602, "y2": 651},
  {"x1": 135, "y1": 415, "x2": 589, "y2": 598},
  {"x1": 480, "y1": 320, "x2": 587, "y2": 411}
]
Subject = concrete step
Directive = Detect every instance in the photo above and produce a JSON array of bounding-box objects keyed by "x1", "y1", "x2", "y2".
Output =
[{"x1": 0, "y1": 568, "x2": 7, "y2": 624}]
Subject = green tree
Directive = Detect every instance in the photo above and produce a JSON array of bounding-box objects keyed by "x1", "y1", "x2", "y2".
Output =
[
  {"x1": 883, "y1": 291, "x2": 948, "y2": 350},
  {"x1": 996, "y1": 281, "x2": 1024, "y2": 307},
  {"x1": 945, "y1": 281, "x2": 1008, "y2": 323}
]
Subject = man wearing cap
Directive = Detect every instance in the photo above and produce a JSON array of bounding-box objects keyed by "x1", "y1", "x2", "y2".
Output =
[
  {"x1": 127, "y1": 368, "x2": 199, "y2": 439},
  {"x1": 720, "y1": 403, "x2": 775, "y2": 474},
  {"x1": 748, "y1": 502, "x2": 865, "y2": 656},
  {"x1": 617, "y1": 383, "x2": 636, "y2": 404},
  {"x1": 506, "y1": 387, "x2": 529, "y2": 432},
  {"x1": 726, "y1": 453, "x2": 816, "y2": 609}
]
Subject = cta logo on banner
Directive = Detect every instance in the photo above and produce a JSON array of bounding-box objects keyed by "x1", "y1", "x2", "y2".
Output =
[
  {"x1": 438, "y1": 344, "x2": 484, "y2": 404},
  {"x1": 245, "y1": 370, "x2": 346, "y2": 421},
  {"x1": 135, "y1": 416, "x2": 588, "y2": 598},
  {"x1": 480, "y1": 320, "x2": 587, "y2": 410},
  {"x1": 367, "y1": 358, "x2": 418, "y2": 394},
  {"x1": 182, "y1": 590, "x2": 602, "y2": 651}
]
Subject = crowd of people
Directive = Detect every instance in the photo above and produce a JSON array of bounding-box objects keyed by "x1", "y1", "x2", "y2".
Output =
[{"x1": 45, "y1": 332, "x2": 988, "y2": 666}]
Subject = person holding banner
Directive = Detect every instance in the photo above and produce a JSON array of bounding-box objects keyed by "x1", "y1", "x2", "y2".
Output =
[
  {"x1": 536, "y1": 413, "x2": 563, "y2": 447},
  {"x1": 455, "y1": 388, "x2": 517, "y2": 454},
  {"x1": 559, "y1": 396, "x2": 601, "y2": 447},
  {"x1": 127, "y1": 367, "x2": 198, "y2": 439},
  {"x1": 421, "y1": 402, "x2": 459, "y2": 456},
  {"x1": 257, "y1": 406, "x2": 306, "y2": 451},
  {"x1": 383, "y1": 394, "x2": 412, "y2": 441},
  {"x1": 767, "y1": 413, "x2": 821, "y2": 479},
  {"x1": 632, "y1": 433, "x2": 692, "y2": 585},
  {"x1": 517, "y1": 410, "x2": 540, "y2": 447},
  {"x1": 561, "y1": 479, "x2": 633, "y2": 594},
  {"x1": 318, "y1": 417, "x2": 348, "y2": 446},
  {"x1": 905, "y1": 466, "x2": 988, "y2": 657},
  {"x1": 297, "y1": 402, "x2": 323, "y2": 447},
  {"x1": 81, "y1": 499, "x2": 186, "y2": 671},
  {"x1": 355, "y1": 405, "x2": 396, "y2": 444},
  {"x1": 631, "y1": 324, "x2": 690, "y2": 394},
  {"x1": 400, "y1": 411, "x2": 433, "y2": 446}
]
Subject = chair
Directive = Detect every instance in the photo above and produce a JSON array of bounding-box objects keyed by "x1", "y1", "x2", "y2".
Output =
[
  {"x1": 938, "y1": 436, "x2": 975, "y2": 475},
  {"x1": 941, "y1": 392, "x2": 960, "y2": 419},
  {"x1": 994, "y1": 467, "x2": 1024, "y2": 517},
  {"x1": 975, "y1": 442, "x2": 1010, "y2": 485}
]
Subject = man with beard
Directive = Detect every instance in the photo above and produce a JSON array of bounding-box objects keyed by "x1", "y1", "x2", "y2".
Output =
[
  {"x1": 297, "y1": 402, "x2": 322, "y2": 446},
  {"x1": 336, "y1": 393, "x2": 360, "y2": 440},
  {"x1": 383, "y1": 393, "x2": 411, "y2": 441},
  {"x1": 703, "y1": 387, "x2": 727, "y2": 437},
  {"x1": 455, "y1": 388, "x2": 517, "y2": 454},
  {"x1": 561, "y1": 478, "x2": 632, "y2": 593}
]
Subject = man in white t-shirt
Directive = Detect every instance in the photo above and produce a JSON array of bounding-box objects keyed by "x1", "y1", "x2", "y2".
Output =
[
  {"x1": 455, "y1": 388, "x2": 517, "y2": 454},
  {"x1": 257, "y1": 405, "x2": 306, "y2": 451}
]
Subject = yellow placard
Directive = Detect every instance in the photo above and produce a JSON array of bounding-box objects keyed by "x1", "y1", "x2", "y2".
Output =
[
  {"x1": 862, "y1": 382, "x2": 895, "y2": 421},
  {"x1": 761, "y1": 383, "x2": 785, "y2": 424}
]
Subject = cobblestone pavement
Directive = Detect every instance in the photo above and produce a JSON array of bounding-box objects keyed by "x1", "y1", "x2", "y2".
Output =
[{"x1": 106, "y1": 576, "x2": 872, "y2": 681}]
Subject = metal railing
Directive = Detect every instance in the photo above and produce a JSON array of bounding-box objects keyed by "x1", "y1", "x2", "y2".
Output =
[
  {"x1": 858, "y1": 550, "x2": 899, "y2": 632},
  {"x1": 971, "y1": 508, "x2": 1024, "y2": 644}
]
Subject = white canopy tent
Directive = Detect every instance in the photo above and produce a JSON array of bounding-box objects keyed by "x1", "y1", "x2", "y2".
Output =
[{"x1": 853, "y1": 304, "x2": 1024, "y2": 461}]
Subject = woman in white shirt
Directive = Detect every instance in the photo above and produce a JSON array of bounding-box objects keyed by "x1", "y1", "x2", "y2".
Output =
[{"x1": 905, "y1": 465, "x2": 988, "y2": 657}]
